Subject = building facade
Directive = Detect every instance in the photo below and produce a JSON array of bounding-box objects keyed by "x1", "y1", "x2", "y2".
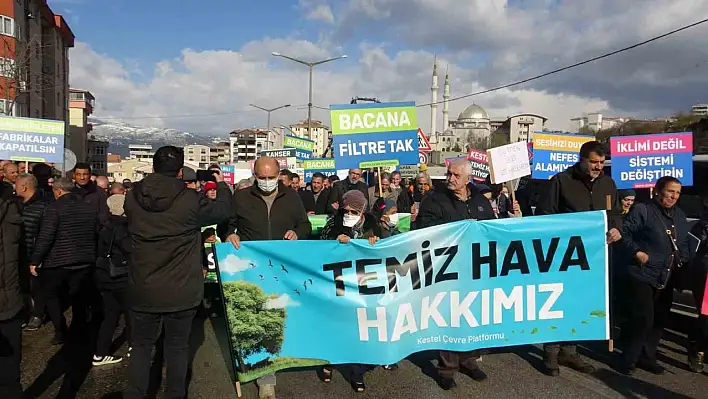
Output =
[
  {"x1": 209, "y1": 141, "x2": 230, "y2": 165},
  {"x1": 492, "y1": 113, "x2": 548, "y2": 143},
  {"x1": 86, "y1": 135, "x2": 108, "y2": 175},
  {"x1": 128, "y1": 144, "x2": 154, "y2": 162},
  {"x1": 68, "y1": 88, "x2": 94, "y2": 162},
  {"x1": 570, "y1": 113, "x2": 628, "y2": 132},
  {"x1": 107, "y1": 158, "x2": 151, "y2": 182},
  {"x1": 0, "y1": 0, "x2": 74, "y2": 124},
  {"x1": 184, "y1": 144, "x2": 210, "y2": 168},
  {"x1": 691, "y1": 104, "x2": 708, "y2": 116},
  {"x1": 229, "y1": 129, "x2": 267, "y2": 162},
  {"x1": 288, "y1": 120, "x2": 329, "y2": 157}
]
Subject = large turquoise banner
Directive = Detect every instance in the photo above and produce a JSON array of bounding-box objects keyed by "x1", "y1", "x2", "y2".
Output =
[{"x1": 215, "y1": 211, "x2": 609, "y2": 382}]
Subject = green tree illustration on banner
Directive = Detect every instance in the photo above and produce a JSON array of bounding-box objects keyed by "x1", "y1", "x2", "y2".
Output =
[{"x1": 222, "y1": 281, "x2": 285, "y2": 371}]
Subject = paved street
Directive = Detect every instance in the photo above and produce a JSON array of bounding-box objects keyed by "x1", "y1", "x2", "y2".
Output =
[{"x1": 19, "y1": 305, "x2": 707, "y2": 398}]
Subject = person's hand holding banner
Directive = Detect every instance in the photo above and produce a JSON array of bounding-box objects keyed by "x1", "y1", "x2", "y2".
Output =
[
  {"x1": 226, "y1": 233, "x2": 241, "y2": 249},
  {"x1": 606, "y1": 228, "x2": 621, "y2": 244},
  {"x1": 284, "y1": 230, "x2": 298, "y2": 240}
]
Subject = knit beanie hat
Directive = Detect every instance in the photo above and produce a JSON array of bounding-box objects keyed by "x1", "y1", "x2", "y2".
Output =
[
  {"x1": 107, "y1": 194, "x2": 126, "y2": 216},
  {"x1": 619, "y1": 189, "x2": 636, "y2": 199},
  {"x1": 342, "y1": 189, "x2": 367, "y2": 211}
]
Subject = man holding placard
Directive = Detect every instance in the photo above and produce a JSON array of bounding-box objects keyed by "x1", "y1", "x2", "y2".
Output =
[{"x1": 535, "y1": 141, "x2": 623, "y2": 377}]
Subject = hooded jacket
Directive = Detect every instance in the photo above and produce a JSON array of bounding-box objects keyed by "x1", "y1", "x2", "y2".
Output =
[
  {"x1": 0, "y1": 196, "x2": 23, "y2": 321},
  {"x1": 535, "y1": 163, "x2": 623, "y2": 230},
  {"x1": 125, "y1": 174, "x2": 231, "y2": 313}
]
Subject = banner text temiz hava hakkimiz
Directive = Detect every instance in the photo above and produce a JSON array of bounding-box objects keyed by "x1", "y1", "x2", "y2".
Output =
[
  {"x1": 215, "y1": 211, "x2": 610, "y2": 382},
  {"x1": 330, "y1": 102, "x2": 419, "y2": 169}
]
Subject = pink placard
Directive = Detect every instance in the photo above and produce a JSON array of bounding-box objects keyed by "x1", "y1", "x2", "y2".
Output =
[
  {"x1": 611, "y1": 132, "x2": 692, "y2": 156},
  {"x1": 702, "y1": 278, "x2": 708, "y2": 316}
]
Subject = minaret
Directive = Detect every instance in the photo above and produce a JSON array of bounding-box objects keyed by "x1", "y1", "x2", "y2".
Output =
[
  {"x1": 442, "y1": 66, "x2": 450, "y2": 133},
  {"x1": 430, "y1": 57, "x2": 438, "y2": 142}
]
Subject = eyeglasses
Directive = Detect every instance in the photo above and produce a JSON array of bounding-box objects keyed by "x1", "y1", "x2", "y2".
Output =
[{"x1": 343, "y1": 209, "x2": 362, "y2": 216}]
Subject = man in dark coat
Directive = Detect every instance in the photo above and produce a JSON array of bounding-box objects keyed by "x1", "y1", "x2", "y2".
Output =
[
  {"x1": 223, "y1": 156, "x2": 311, "y2": 399},
  {"x1": 15, "y1": 174, "x2": 48, "y2": 331},
  {"x1": 72, "y1": 162, "x2": 110, "y2": 226},
  {"x1": 417, "y1": 158, "x2": 496, "y2": 390},
  {"x1": 0, "y1": 185, "x2": 24, "y2": 398},
  {"x1": 124, "y1": 146, "x2": 231, "y2": 399},
  {"x1": 29, "y1": 177, "x2": 97, "y2": 345},
  {"x1": 327, "y1": 168, "x2": 368, "y2": 214},
  {"x1": 535, "y1": 140, "x2": 623, "y2": 377},
  {"x1": 299, "y1": 172, "x2": 330, "y2": 215}
]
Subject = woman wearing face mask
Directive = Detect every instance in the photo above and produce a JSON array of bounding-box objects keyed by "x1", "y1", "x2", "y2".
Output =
[
  {"x1": 319, "y1": 189, "x2": 379, "y2": 392},
  {"x1": 372, "y1": 198, "x2": 401, "y2": 238}
]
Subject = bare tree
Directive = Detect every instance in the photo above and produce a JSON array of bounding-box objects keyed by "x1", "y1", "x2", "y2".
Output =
[{"x1": 0, "y1": 34, "x2": 57, "y2": 116}]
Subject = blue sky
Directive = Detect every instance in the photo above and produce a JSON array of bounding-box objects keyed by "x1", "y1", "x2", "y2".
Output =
[{"x1": 56, "y1": 0, "x2": 708, "y2": 135}]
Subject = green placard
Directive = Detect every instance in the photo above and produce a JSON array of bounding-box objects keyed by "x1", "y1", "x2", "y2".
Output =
[
  {"x1": 283, "y1": 135, "x2": 315, "y2": 152},
  {"x1": 331, "y1": 105, "x2": 417, "y2": 135},
  {"x1": 360, "y1": 160, "x2": 399, "y2": 168},
  {"x1": 303, "y1": 158, "x2": 335, "y2": 169}
]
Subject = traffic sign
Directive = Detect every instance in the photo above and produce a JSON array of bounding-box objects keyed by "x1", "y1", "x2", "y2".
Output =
[
  {"x1": 418, "y1": 151, "x2": 428, "y2": 164},
  {"x1": 417, "y1": 128, "x2": 432, "y2": 151}
]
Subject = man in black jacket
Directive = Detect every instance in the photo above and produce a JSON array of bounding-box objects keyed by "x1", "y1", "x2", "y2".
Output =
[
  {"x1": 417, "y1": 158, "x2": 495, "y2": 390},
  {"x1": 223, "y1": 156, "x2": 311, "y2": 399},
  {"x1": 535, "y1": 140, "x2": 622, "y2": 377},
  {"x1": 299, "y1": 172, "x2": 329, "y2": 215},
  {"x1": 327, "y1": 168, "x2": 368, "y2": 214},
  {"x1": 15, "y1": 174, "x2": 48, "y2": 331},
  {"x1": 72, "y1": 162, "x2": 110, "y2": 226},
  {"x1": 0, "y1": 188, "x2": 24, "y2": 398},
  {"x1": 124, "y1": 146, "x2": 231, "y2": 399},
  {"x1": 30, "y1": 178, "x2": 97, "y2": 345}
]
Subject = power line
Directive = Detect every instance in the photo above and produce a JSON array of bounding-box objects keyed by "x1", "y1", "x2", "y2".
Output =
[{"x1": 416, "y1": 17, "x2": 708, "y2": 108}]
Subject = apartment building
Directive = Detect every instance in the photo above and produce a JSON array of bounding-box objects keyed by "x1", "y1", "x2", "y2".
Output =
[
  {"x1": 288, "y1": 120, "x2": 329, "y2": 157},
  {"x1": 67, "y1": 88, "x2": 94, "y2": 161},
  {"x1": 0, "y1": 0, "x2": 74, "y2": 124},
  {"x1": 184, "y1": 144, "x2": 211, "y2": 168},
  {"x1": 86, "y1": 135, "x2": 107, "y2": 175},
  {"x1": 209, "y1": 141, "x2": 230, "y2": 165},
  {"x1": 128, "y1": 144, "x2": 154, "y2": 162},
  {"x1": 229, "y1": 129, "x2": 267, "y2": 162},
  {"x1": 107, "y1": 158, "x2": 151, "y2": 182}
]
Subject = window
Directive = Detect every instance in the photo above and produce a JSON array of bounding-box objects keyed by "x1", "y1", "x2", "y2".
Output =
[
  {"x1": 70, "y1": 92, "x2": 85, "y2": 101},
  {"x1": 0, "y1": 16, "x2": 14, "y2": 38},
  {"x1": 0, "y1": 57, "x2": 15, "y2": 77},
  {"x1": 0, "y1": 99, "x2": 7, "y2": 114}
]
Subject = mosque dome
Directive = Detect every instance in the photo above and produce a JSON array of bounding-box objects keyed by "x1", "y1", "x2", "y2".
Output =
[{"x1": 458, "y1": 104, "x2": 489, "y2": 121}]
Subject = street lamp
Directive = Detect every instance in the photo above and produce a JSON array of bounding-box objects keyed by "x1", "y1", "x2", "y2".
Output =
[
  {"x1": 249, "y1": 103, "x2": 291, "y2": 149},
  {"x1": 271, "y1": 52, "x2": 347, "y2": 140}
]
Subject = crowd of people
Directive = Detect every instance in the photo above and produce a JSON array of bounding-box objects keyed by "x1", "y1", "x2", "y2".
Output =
[{"x1": 0, "y1": 140, "x2": 707, "y2": 398}]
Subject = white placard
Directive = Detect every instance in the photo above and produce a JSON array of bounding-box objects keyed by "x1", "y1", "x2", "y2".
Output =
[{"x1": 486, "y1": 142, "x2": 531, "y2": 184}]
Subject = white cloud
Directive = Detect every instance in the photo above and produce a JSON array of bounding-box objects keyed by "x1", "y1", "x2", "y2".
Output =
[
  {"x1": 265, "y1": 294, "x2": 301, "y2": 309},
  {"x1": 68, "y1": 1, "x2": 708, "y2": 137},
  {"x1": 219, "y1": 254, "x2": 251, "y2": 275},
  {"x1": 307, "y1": 5, "x2": 335, "y2": 24}
]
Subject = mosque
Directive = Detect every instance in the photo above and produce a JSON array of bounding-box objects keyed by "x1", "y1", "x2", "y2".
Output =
[{"x1": 426, "y1": 61, "x2": 548, "y2": 153}]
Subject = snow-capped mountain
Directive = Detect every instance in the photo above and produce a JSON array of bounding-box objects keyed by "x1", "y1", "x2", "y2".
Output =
[{"x1": 89, "y1": 117, "x2": 221, "y2": 157}]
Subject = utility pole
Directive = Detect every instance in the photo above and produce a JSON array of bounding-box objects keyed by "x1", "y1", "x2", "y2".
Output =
[
  {"x1": 271, "y1": 52, "x2": 348, "y2": 140},
  {"x1": 249, "y1": 103, "x2": 290, "y2": 149}
]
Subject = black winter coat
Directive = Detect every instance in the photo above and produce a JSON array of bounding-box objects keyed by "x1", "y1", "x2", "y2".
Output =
[
  {"x1": 73, "y1": 181, "x2": 110, "y2": 227},
  {"x1": 417, "y1": 184, "x2": 496, "y2": 228},
  {"x1": 224, "y1": 183, "x2": 311, "y2": 242},
  {"x1": 95, "y1": 215, "x2": 131, "y2": 290},
  {"x1": 299, "y1": 188, "x2": 330, "y2": 215},
  {"x1": 20, "y1": 192, "x2": 48, "y2": 260},
  {"x1": 320, "y1": 212, "x2": 381, "y2": 240},
  {"x1": 326, "y1": 179, "x2": 369, "y2": 214},
  {"x1": 622, "y1": 200, "x2": 690, "y2": 289},
  {"x1": 0, "y1": 197, "x2": 23, "y2": 321},
  {"x1": 30, "y1": 193, "x2": 97, "y2": 269},
  {"x1": 125, "y1": 174, "x2": 231, "y2": 313},
  {"x1": 535, "y1": 164, "x2": 623, "y2": 230}
]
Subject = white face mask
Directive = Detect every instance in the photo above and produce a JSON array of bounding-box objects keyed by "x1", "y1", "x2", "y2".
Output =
[
  {"x1": 257, "y1": 178, "x2": 278, "y2": 193},
  {"x1": 387, "y1": 213, "x2": 399, "y2": 226},
  {"x1": 343, "y1": 213, "x2": 361, "y2": 228}
]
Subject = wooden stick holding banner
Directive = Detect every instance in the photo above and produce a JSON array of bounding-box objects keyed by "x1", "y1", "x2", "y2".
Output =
[
  {"x1": 606, "y1": 194, "x2": 614, "y2": 353},
  {"x1": 377, "y1": 167, "x2": 383, "y2": 198}
]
